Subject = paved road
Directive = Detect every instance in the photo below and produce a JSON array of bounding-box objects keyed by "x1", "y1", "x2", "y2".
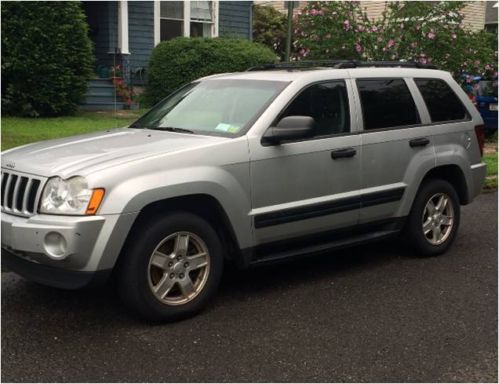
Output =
[{"x1": 2, "y1": 193, "x2": 497, "y2": 382}]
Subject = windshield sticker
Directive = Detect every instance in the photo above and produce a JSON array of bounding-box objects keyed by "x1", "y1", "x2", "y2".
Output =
[{"x1": 215, "y1": 123, "x2": 240, "y2": 133}]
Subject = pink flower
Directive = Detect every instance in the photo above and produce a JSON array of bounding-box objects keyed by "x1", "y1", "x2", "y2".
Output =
[
  {"x1": 371, "y1": 26, "x2": 378, "y2": 32},
  {"x1": 419, "y1": 57, "x2": 428, "y2": 64},
  {"x1": 387, "y1": 39, "x2": 396, "y2": 48},
  {"x1": 357, "y1": 25, "x2": 365, "y2": 32},
  {"x1": 310, "y1": 8, "x2": 318, "y2": 16},
  {"x1": 355, "y1": 43, "x2": 363, "y2": 53},
  {"x1": 427, "y1": 31, "x2": 436, "y2": 39},
  {"x1": 451, "y1": 33, "x2": 457, "y2": 40},
  {"x1": 343, "y1": 20, "x2": 351, "y2": 31},
  {"x1": 485, "y1": 64, "x2": 492, "y2": 70}
]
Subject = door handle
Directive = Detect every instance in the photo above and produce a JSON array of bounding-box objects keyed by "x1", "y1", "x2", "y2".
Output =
[
  {"x1": 409, "y1": 137, "x2": 430, "y2": 147},
  {"x1": 331, "y1": 147, "x2": 356, "y2": 159}
]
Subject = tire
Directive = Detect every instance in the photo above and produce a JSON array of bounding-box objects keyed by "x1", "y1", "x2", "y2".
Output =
[
  {"x1": 405, "y1": 179, "x2": 460, "y2": 257},
  {"x1": 117, "y1": 212, "x2": 224, "y2": 322}
]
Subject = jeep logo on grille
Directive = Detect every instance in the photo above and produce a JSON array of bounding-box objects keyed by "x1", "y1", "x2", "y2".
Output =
[{"x1": 5, "y1": 161, "x2": 15, "y2": 169}]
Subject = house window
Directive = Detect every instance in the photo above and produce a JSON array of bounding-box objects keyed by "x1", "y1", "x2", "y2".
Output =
[
  {"x1": 158, "y1": 1, "x2": 217, "y2": 42},
  {"x1": 160, "y1": 1, "x2": 184, "y2": 41},
  {"x1": 190, "y1": 1, "x2": 213, "y2": 37}
]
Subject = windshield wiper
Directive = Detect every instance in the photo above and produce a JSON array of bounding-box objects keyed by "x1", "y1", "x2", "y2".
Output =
[{"x1": 147, "y1": 126, "x2": 195, "y2": 134}]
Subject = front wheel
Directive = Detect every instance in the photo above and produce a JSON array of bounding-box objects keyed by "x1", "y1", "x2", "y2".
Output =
[
  {"x1": 117, "y1": 212, "x2": 224, "y2": 322},
  {"x1": 405, "y1": 179, "x2": 460, "y2": 256}
]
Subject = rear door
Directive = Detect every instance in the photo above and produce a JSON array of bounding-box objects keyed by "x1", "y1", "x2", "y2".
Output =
[{"x1": 353, "y1": 76, "x2": 435, "y2": 224}]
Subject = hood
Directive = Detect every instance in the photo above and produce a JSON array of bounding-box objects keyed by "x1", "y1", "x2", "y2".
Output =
[{"x1": 1, "y1": 128, "x2": 226, "y2": 177}]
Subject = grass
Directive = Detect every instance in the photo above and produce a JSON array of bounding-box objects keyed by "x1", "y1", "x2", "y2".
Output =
[
  {"x1": 483, "y1": 149, "x2": 498, "y2": 191},
  {"x1": 1, "y1": 110, "x2": 145, "y2": 151}
]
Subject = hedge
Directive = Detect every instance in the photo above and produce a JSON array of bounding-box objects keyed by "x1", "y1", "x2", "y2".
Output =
[
  {"x1": 1, "y1": 2, "x2": 94, "y2": 117},
  {"x1": 146, "y1": 37, "x2": 277, "y2": 105}
]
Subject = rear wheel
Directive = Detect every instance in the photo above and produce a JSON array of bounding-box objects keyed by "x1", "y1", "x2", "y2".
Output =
[
  {"x1": 117, "y1": 212, "x2": 224, "y2": 322},
  {"x1": 405, "y1": 179, "x2": 460, "y2": 256}
]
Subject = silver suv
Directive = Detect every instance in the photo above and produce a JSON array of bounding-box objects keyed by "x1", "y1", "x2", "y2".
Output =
[{"x1": 1, "y1": 62, "x2": 487, "y2": 321}]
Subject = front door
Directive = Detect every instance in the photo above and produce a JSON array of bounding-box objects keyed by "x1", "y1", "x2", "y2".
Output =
[{"x1": 248, "y1": 80, "x2": 361, "y2": 246}]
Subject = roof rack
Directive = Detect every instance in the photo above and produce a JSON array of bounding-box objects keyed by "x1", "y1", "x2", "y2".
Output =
[{"x1": 247, "y1": 60, "x2": 437, "y2": 71}]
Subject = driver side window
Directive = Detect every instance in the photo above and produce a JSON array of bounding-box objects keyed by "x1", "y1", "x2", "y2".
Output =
[{"x1": 280, "y1": 81, "x2": 350, "y2": 137}]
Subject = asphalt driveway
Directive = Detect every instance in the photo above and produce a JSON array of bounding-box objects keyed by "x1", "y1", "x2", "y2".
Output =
[{"x1": 1, "y1": 192, "x2": 497, "y2": 382}]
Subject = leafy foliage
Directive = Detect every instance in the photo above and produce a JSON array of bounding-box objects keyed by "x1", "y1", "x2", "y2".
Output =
[
  {"x1": 252, "y1": 5, "x2": 288, "y2": 60},
  {"x1": 1, "y1": 2, "x2": 94, "y2": 117},
  {"x1": 145, "y1": 37, "x2": 277, "y2": 105},
  {"x1": 292, "y1": 1, "x2": 497, "y2": 78}
]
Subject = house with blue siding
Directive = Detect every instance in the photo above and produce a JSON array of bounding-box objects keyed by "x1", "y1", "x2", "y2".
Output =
[{"x1": 81, "y1": 0, "x2": 253, "y2": 109}]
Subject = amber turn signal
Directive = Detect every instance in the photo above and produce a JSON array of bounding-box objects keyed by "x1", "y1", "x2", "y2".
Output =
[{"x1": 85, "y1": 188, "x2": 105, "y2": 215}]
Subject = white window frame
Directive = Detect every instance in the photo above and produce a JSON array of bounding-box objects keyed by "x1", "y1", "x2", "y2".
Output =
[
  {"x1": 118, "y1": 0, "x2": 130, "y2": 54},
  {"x1": 154, "y1": 0, "x2": 219, "y2": 46}
]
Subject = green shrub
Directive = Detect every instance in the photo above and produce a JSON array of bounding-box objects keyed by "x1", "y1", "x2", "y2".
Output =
[
  {"x1": 253, "y1": 5, "x2": 287, "y2": 60},
  {"x1": 1, "y1": 2, "x2": 94, "y2": 117},
  {"x1": 146, "y1": 37, "x2": 277, "y2": 105}
]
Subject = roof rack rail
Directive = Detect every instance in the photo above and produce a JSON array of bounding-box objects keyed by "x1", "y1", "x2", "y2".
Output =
[
  {"x1": 246, "y1": 60, "x2": 352, "y2": 71},
  {"x1": 247, "y1": 60, "x2": 437, "y2": 71},
  {"x1": 334, "y1": 60, "x2": 437, "y2": 69}
]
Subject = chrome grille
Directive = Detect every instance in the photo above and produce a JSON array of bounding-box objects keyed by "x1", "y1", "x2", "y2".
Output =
[{"x1": 1, "y1": 171, "x2": 44, "y2": 217}]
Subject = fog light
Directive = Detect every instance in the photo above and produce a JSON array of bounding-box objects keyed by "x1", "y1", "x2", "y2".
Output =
[{"x1": 44, "y1": 232, "x2": 67, "y2": 260}]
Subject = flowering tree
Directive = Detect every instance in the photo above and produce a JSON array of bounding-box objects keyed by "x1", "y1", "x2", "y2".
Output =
[{"x1": 293, "y1": 1, "x2": 497, "y2": 78}]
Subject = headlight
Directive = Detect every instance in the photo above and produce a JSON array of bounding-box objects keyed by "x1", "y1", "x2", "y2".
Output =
[{"x1": 39, "y1": 176, "x2": 105, "y2": 215}]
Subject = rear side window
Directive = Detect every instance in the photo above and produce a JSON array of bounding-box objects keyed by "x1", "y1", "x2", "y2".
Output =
[
  {"x1": 357, "y1": 79, "x2": 420, "y2": 130},
  {"x1": 415, "y1": 78, "x2": 469, "y2": 122}
]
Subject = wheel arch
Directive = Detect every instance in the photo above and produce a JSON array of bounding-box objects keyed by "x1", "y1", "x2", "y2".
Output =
[
  {"x1": 420, "y1": 164, "x2": 470, "y2": 205},
  {"x1": 114, "y1": 194, "x2": 249, "y2": 271}
]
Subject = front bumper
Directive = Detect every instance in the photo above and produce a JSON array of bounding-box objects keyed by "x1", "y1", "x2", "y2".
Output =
[
  {"x1": 1, "y1": 212, "x2": 126, "y2": 289},
  {"x1": 1, "y1": 213, "x2": 105, "y2": 268},
  {"x1": 2, "y1": 248, "x2": 110, "y2": 289}
]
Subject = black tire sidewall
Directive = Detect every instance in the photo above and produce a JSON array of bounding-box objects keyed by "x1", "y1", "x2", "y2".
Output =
[
  {"x1": 118, "y1": 212, "x2": 224, "y2": 322},
  {"x1": 406, "y1": 179, "x2": 461, "y2": 256}
]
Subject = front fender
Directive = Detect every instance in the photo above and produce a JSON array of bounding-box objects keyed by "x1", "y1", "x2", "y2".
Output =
[{"x1": 100, "y1": 164, "x2": 253, "y2": 246}]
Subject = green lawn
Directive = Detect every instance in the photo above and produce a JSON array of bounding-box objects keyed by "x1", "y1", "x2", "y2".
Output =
[
  {"x1": 1, "y1": 110, "x2": 145, "y2": 151},
  {"x1": 483, "y1": 150, "x2": 498, "y2": 191}
]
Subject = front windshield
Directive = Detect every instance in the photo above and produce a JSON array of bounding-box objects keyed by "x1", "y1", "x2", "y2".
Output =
[{"x1": 131, "y1": 79, "x2": 289, "y2": 137}]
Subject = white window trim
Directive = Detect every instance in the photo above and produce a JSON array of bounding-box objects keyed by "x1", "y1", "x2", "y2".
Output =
[
  {"x1": 153, "y1": 0, "x2": 219, "y2": 45},
  {"x1": 117, "y1": 0, "x2": 130, "y2": 54},
  {"x1": 154, "y1": 1, "x2": 160, "y2": 46}
]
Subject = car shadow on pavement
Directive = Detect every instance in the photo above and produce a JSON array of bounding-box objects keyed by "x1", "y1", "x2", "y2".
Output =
[{"x1": 2, "y1": 240, "x2": 403, "y2": 325}]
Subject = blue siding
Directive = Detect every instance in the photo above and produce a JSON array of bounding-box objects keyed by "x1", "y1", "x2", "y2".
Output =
[
  {"x1": 128, "y1": 1, "x2": 154, "y2": 73},
  {"x1": 219, "y1": 1, "x2": 252, "y2": 39}
]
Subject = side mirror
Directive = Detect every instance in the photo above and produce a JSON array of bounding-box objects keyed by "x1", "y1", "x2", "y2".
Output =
[{"x1": 262, "y1": 116, "x2": 315, "y2": 145}]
